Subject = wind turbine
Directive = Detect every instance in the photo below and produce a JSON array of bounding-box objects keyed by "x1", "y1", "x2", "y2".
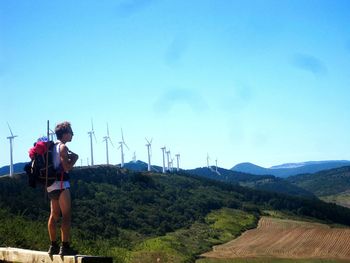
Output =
[
  {"x1": 118, "y1": 128, "x2": 129, "y2": 168},
  {"x1": 132, "y1": 151, "x2": 136, "y2": 163},
  {"x1": 215, "y1": 158, "x2": 221, "y2": 175},
  {"x1": 145, "y1": 138, "x2": 153, "y2": 172},
  {"x1": 175, "y1": 153, "x2": 180, "y2": 172},
  {"x1": 206, "y1": 153, "x2": 210, "y2": 168},
  {"x1": 170, "y1": 158, "x2": 174, "y2": 172},
  {"x1": 102, "y1": 123, "x2": 114, "y2": 165},
  {"x1": 161, "y1": 146, "x2": 166, "y2": 174},
  {"x1": 6, "y1": 123, "x2": 18, "y2": 177},
  {"x1": 166, "y1": 149, "x2": 171, "y2": 172},
  {"x1": 87, "y1": 119, "x2": 97, "y2": 166},
  {"x1": 49, "y1": 129, "x2": 56, "y2": 141}
]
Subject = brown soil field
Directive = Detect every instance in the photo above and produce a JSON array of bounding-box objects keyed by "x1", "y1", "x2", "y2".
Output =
[{"x1": 201, "y1": 217, "x2": 350, "y2": 260}]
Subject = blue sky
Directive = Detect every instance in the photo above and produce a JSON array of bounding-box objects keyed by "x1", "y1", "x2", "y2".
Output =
[{"x1": 1, "y1": 0, "x2": 350, "y2": 170}]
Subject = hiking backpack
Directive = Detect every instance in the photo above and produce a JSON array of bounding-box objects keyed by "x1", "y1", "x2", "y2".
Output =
[{"x1": 24, "y1": 137, "x2": 58, "y2": 188}]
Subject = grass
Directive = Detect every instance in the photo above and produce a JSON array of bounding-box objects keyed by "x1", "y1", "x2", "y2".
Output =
[
  {"x1": 129, "y1": 208, "x2": 258, "y2": 263},
  {"x1": 320, "y1": 192, "x2": 350, "y2": 209},
  {"x1": 0, "y1": 207, "x2": 257, "y2": 263}
]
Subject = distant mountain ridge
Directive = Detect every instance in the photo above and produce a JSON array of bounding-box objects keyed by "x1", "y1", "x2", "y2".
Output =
[
  {"x1": 186, "y1": 166, "x2": 314, "y2": 198},
  {"x1": 123, "y1": 160, "x2": 165, "y2": 173},
  {"x1": 232, "y1": 160, "x2": 350, "y2": 178},
  {"x1": 0, "y1": 162, "x2": 26, "y2": 176},
  {"x1": 2, "y1": 160, "x2": 349, "y2": 178}
]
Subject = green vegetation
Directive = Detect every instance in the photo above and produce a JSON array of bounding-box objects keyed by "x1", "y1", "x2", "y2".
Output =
[
  {"x1": 320, "y1": 192, "x2": 350, "y2": 209},
  {"x1": 131, "y1": 209, "x2": 257, "y2": 263},
  {"x1": 1, "y1": 166, "x2": 350, "y2": 262},
  {"x1": 187, "y1": 168, "x2": 314, "y2": 198},
  {"x1": 0, "y1": 207, "x2": 47, "y2": 250},
  {"x1": 287, "y1": 166, "x2": 350, "y2": 197}
]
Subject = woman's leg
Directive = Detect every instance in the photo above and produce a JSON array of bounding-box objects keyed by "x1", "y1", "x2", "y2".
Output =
[
  {"x1": 48, "y1": 199, "x2": 60, "y2": 242},
  {"x1": 58, "y1": 189, "x2": 71, "y2": 242}
]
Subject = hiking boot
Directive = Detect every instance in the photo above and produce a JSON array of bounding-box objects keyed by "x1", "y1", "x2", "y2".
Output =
[
  {"x1": 48, "y1": 244, "x2": 60, "y2": 255},
  {"x1": 59, "y1": 244, "x2": 78, "y2": 256}
]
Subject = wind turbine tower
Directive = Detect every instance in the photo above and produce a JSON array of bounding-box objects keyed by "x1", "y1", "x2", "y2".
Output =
[
  {"x1": 87, "y1": 119, "x2": 97, "y2": 166},
  {"x1": 161, "y1": 146, "x2": 166, "y2": 174},
  {"x1": 166, "y1": 150, "x2": 171, "y2": 172},
  {"x1": 103, "y1": 123, "x2": 114, "y2": 165},
  {"x1": 6, "y1": 123, "x2": 18, "y2": 177},
  {"x1": 170, "y1": 158, "x2": 174, "y2": 172},
  {"x1": 206, "y1": 153, "x2": 210, "y2": 168},
  {"x1": 132, "y1": 152, "x2": 136, "y2": 163},
  {"x1": 215, "y1": 158, "x2": 218, "y2": 172},
  {"x1": 175, "y1": 153, "x2": 180, "y2": 172},
  {"x1": 145, "y1": 138, "x2": 152, "y2": 172},
  {"x1": 118, "y1": 128, "x2": 129, "y2": 168}
]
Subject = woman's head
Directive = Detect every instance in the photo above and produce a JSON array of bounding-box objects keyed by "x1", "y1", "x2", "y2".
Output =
[{"x1": 55, "y1": 121, "x2": 73, "y2": 141}]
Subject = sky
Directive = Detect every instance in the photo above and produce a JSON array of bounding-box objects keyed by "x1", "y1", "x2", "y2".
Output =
[{"x1": 1, "y1": 0, "x2": 350, "y2": 170}]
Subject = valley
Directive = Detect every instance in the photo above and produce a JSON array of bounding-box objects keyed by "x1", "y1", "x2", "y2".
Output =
[{"x1": 1, "y1": 166, "x2": 350, "y2": 263}]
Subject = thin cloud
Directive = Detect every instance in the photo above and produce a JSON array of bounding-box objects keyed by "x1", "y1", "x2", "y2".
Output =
[
  {"x1": 219, "y1": 84, "x2": 253, "y2": 113},
  {"x1": 165, "y1": 35, "x2": 188, "y2": 67},
  {"x1": 292, "y1": 53, "x2": 327, "y2": 76},
  {"x1": 153, "y1": 88, "x2": 208, "y2": 114},
  {"x1": 116, "y1": 0, "x2": 156, "y2": 17}
]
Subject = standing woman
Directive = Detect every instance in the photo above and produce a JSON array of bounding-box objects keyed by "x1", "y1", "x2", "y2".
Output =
[{"x1": 47, "y1": 121, "x2": 79, "y2": 256}]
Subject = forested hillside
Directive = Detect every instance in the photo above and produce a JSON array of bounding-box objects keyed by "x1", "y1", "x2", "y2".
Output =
[
  {"x1": 287, "y1": 166, "x2": 350, "y2": 197},
  {"x1": 1, "y1": 166, "x2": 350, "y2": 262}
]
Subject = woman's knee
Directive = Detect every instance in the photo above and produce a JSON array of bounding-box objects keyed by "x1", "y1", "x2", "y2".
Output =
[
  {"x1": 50, "y1": 200, "x2": 60, "y2": 222},
  {"x1": 49, "y1": 213, "x2": 59, "y2": 225}
]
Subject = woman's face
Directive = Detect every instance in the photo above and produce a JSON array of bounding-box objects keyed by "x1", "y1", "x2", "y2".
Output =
[{"x1": 62, "y1": 128, "x2": 74, "y2": 142}]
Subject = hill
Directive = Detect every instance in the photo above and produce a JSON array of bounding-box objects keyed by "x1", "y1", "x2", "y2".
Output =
[
  {"x1": 287, "y1": 166, "x2": 350, "y2": 197},
  {"x1": 232, "y1": 160, "x2": 350, "y2": 178},
  {"x1": 287, "y1": 166, "x2": 350, "y2": 209},
  {"x1": 0, "y1": 162, "x2": 26, "y2": 176},
  {"x1": 123, "y1": 160, "x2": 163, "y2": 173},
  {"x1": 1, "y1": 166, "x2": 350, "y2": 263},
  {"x1": 186, "y1": 167, "x2": 314, "y2": 198}
]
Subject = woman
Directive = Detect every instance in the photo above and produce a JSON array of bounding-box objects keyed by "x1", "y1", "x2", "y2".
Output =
[{"x1": 47, "y1": 121, "x2": 79, "y2": 256}]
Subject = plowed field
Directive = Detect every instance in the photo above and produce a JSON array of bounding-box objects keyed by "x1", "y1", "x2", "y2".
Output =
[{"x1": 202, "y1": 217, "x2": 350, "y2": 260}]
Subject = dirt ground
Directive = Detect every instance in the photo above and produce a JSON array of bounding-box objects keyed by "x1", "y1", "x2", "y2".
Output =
[{"x1": 201, "y1": 217, "x2": 350, "y2": 260}]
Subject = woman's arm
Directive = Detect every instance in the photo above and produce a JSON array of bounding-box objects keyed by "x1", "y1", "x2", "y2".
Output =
[{"x1": 59, "y1": 144, "x2": 79, "y2": 172}]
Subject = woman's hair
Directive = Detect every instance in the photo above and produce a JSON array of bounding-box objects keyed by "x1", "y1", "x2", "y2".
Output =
[{"x1": 55, "y1": 121, "x2": 72, "y2": 140}]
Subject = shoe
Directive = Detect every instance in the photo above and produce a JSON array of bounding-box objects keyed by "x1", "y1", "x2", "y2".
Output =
[
  {"x1": 59, "y1": 244, "x2": 78, "y2": 256},
  {"x1": 48, "y1": 244, "x2": 60, "y2": 255}
]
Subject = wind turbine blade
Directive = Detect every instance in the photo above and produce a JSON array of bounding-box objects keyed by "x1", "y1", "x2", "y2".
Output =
[
  {"x1": 93, "y1": 131, "x2": 97, "y2": 143},
  {"x1": 145, "y1": 137, "x2": 150, "y2": 144},
  {"x1": 91, "y1": 118, "x2": 94, "y2": 131},
  {"x1": 109, "y1": 137, "x2": 114, "y2": 147},
  {"x1": 121, "y1": 128, "x2": 125, "y2": 142},
  {"x1": 124, "y1": 142, "x2": 129, "y2": 150},
  {"x1": 7, "y1": 122, "x2": 13, "y2": 136},
  {"x1": 107, "y1": 123, "x2": 110, "y2": 137}
]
